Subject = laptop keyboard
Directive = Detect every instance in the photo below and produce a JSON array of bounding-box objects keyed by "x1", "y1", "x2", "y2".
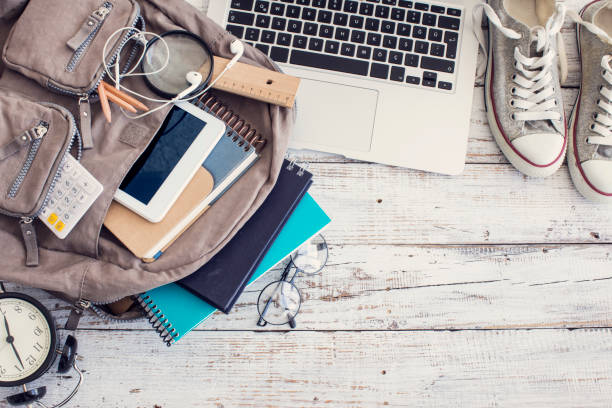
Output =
[{"x1": 225, "y1": 0, "x2": 463, "y2": 92}]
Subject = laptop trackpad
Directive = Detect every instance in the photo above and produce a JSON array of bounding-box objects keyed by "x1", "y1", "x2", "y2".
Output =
[{"x1": 292, "y1": 79, "x2": 378, "y2": 152}]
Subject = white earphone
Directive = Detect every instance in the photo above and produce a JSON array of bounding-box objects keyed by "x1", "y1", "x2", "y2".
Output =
[{"x1": 102, "y1": 28, "x2": 245, "y2": 119}]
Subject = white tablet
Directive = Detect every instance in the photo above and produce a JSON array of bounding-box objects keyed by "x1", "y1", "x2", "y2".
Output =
[{"x1": 114, "y1": 102, "x2": 225, "y2": 223}]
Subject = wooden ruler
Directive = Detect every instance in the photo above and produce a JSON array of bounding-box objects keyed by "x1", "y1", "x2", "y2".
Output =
[{"x1": 201, "y1": 56, "x2": 301, "y2": 109}]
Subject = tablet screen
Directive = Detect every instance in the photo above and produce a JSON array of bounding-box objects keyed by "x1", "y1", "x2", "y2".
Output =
[{"x1": 120, "y1": 106, "x2": 206, "y2": 205}]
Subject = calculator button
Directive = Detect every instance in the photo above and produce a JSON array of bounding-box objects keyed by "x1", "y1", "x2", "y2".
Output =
[
  {"x1": 54, "y1": 188, "x2": 65, "y2": 199},
  {"x1": 62, "y1": 160, "x2": 74, "y2": 172},
  {"x1": 79, "y1": 180, "x2": 96, "y2": 194},
  {"x1": 70, "y1": 186, "x2": 80, "y2": 197},
  {"x1": 55, "y1": 205, "x2": 65, "y2": 216},
  {"x1": 70, "y1": 203, "x2": 80, "y2": 213},
  {"x1": 47, "y1": 213, "x2": 58, "y2": 225},
  {"x1": 78, "y1": 193, "x2": 88, "y2": 203},
  {"x1": 63, "y1": 213, "x2": 71, "y2": 222},
  {"x1": 39, "y1": 206, "x2": 51, "y2": 219},
  {"x1": 55, "y1": 221, "x2": 65, "y2": 232},
  {"x1": 63, "y1": 196, "x2": 73, "y2": 206},
  {"x1": 70, "y1": 168, "x2": 81, "y2": 179},
  {"x1": 63, "y1": 178, "x2": 73, "y2": 189}
]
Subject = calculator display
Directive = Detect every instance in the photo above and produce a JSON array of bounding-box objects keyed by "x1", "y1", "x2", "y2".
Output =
[{"x1": 120, "y1": 106, "x2": 207, "y2": 205}]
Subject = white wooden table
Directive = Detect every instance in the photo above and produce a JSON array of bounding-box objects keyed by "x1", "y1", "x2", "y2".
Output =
[{"x1": 3, "y1": 0, "x2": 612, "y2": 406}]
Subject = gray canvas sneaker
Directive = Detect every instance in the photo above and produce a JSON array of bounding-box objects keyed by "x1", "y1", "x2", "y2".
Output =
[
  {"x1": 568, "y1": 0, "x2": 612, "y2": 203},
  {"x1": 474, "y1": 0, "x2": 567, "y2": 177}
]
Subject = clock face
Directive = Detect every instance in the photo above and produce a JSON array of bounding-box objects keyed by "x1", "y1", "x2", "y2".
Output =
[{"x1": 0, "y1": 294, "x2": 57, "y2": 386}]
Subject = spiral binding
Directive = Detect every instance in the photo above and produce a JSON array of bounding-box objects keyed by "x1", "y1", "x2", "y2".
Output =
[
  {"x1": 137, "y1": 294, "x2": 179, "y2": 347},
  {"x1": 195, "y1": 93, "x2": 267, "y2": 152},
  {"x1": 285, "y1": 157, "x2": 308, "y2": 176}
]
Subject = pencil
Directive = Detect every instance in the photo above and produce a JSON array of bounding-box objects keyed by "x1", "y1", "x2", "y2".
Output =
[
  {"x1": 97, "y1": 82, "x2": 112, "y2": 123},
  {"x1": 104, "y1": 91, "x2": 138, "y2": 113},
  {"x1": 102, "y1": 82, "x2": 149, "y2": 112}
]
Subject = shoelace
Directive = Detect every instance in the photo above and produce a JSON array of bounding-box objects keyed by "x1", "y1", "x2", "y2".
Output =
[
  {"x1": 567, "y1": 7, "x2": 612, "y2": 147},
  {"x1": 472, "y1": 4, "x2": 566, "y2": 124}
]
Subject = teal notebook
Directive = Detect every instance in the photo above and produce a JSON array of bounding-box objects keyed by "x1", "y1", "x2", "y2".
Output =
[{"x1": 137, "y1": 193, "x2": 331, "y2": 346}]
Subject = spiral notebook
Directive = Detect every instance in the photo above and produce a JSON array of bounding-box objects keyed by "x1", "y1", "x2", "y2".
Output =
[
  {"x1": 104, "y1": 94, "x2": 265, "y2": 261},
  {"x1": 177, "y1": 159, "x2": 313, "y2": 313},
  {"x1": 137, "y1": 192, "x2": 331, "y2": 346}
]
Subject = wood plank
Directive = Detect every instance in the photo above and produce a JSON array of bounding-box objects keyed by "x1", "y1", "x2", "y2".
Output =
[
  {"x1": 7, "y1": 244, "x2": 611, "y2": 332},
  {"x1": 11, "y1": 329, "x2": 612, "y2": 408}
]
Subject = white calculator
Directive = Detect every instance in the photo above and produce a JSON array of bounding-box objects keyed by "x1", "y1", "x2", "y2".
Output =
[{"x1": 39, "y1": 154, "x2": 103, "y2": 239}]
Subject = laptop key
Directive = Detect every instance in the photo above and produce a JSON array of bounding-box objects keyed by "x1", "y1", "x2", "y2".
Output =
[
  {"x1": 340, "y1": 43, "x2": 356, "y2": 56},
  {"x1": 447, "y1": 8, "x2": 461, "y2": 16},
  {"x1": 286, "y1": 5, "x2": 301, "y2": 17},
  {"x1": 420, "y1": 55, "x2": 455, "y2": 73},
  {"x1": 430, "y1": 43, "x2": 444, "y2": 57},
  {"x1": 313, "y1": 0, "x2": 326, "y2": 6},
  {"x1": 398, "y1": 38, "x2": 413, "y2": 51},
  {"x1": 325, "y1": 40, "x2": 340, "y2": 54},
  {"x1": 438, "y1": 16, "x2": 460, "y2": 30},
  {"x1": 255, "y1": 43, "x2": 270, "y2": 54},
  {"x1": 255, "y1": 1, "x2": 270, "y2": 13},
  {"x1": 431, "y1": 5, "x2": 444, "y2": 13},
  {"x1": 423, "y1": 71, "x2": 436, "y2": 80},
  {"x1": 428, "y1": 28, "x2": 442, "y2": 42},
  {"x1": 397, "y1": 23, "x2": 411, "y2": 36},
  {"x1": 357, "y1": 45, "x2": 372, "y2": 59},
  {"x1": 359, "y1": 2, "x2": 374, "y2": 15},
  {"x1": 415, "y1": 40, "x2": 428, "y2": 54},
  {"x1": 351, "y1": 30, "x2": 366, "y2": 43},
  {"x1": 390, "y1": 66, "x2": 405, "y2": 81},
  {"x1": 290, "y1": 49, "x2": 369, "y2": 75},
  {"x1": 245, "y1": 27, "x2": 260, "y2": 41},
  {"x1": 318, "y1": 10, "x2": 332, "y2": 22},
  {"x1": 231, "y1": 0, "x2": 254, "y2": 11},
  {"x1": 383, "y1": 0, "x2": 397, "y2": 4},
  {"x1": 228, "y1": 10, "x2": 255, "y2": 25},
  {"x1": 288, "y1": 20, "x2": 302, "y2": 32},
  {"x1": 375, "y1": 5, "x2": 390, "y2": 18},
  {"x1": 256, "y1": 14, "x2": 271, "y2": 27},
  {"x1": 373, "y1": 48, "x2": 388, "y2": 61},
  {"x1": 383, "y1": 35, "x2": 397, "y2": 48},
  {"x1": 272, "y1": 17, "x2": 287, "y2": 30},
  {"x1": 335, "y1": 27, "x2": 350, "y2": 41},
  {"x1": 297, "y1": 0, "x2": 310, "y2": 4},
  {"x1": 398, "y1": 0, "x2": 413, "y2": 7},
  {"x1": 406, "y1": 75, "x2": 420, "y2": 84},
  {"x1": 304, "y1": 22, "x2": 318, "y2": 35},
  {"x1": 309, "y1": 37, "x2": 324, "y2": 51},
  {"x1": 412, "y1": 26, "x2": 426, "y2": 39},
  {"x1": 365, "y1": 18, "x2": 380, "y2": 31},
  {"x1": 406, "y1": 10, "x2": 420, "y2": 23},
  {"x1": 444, "y1": 31, "x2": 458, "y2": 58},
  {"x1": 438, "y1": 81, "x2": 452, "y2": 90},
  {"x1": 350, "y1": 15, "x2": 364, "y2": 28},
  {"x1": 319, "y1": 24, "x2": 334, "y2": 38},
  {"x1": 370, "y1": 63, "x2": 389, "y2": 79},
  {"x1": 270, "y1": 46, "x2": 290, "y2": 62},
  {"x1": 414, "y1": 2, "x2": 428, "y2": 10},
  {"x1": 404, "y1": 53, "x2": 418, "y2": 66},
  {"x1": 334, "y1": 13, "x2": 348, "y2": 26},
  {"x1": 422, "y1": 13, "x2": 436, "y2": 26},
  {"x1": 277, "y1": 32, "x2": 291, "y2": 45},
  {"x1": 367, "y1": 32, "x2": 382, "y2": 46},
  {"x1": 226, "y1": 25, "x2": 245, "y2": 38},
  {"x1": 302, "y1": 7, "x2": 317, "y2": 20},
  {"x1": 389, "y1": 50, "x2": 403, "y2": 64},
  {"x1": 344, "y1": 0, "x2": 358, "y2": 12},
  {"x1": 381, "y1": 21, "x2": 395, "y2": 33},
  {"x1": 423, "y1": 78, "x2": 436, "y2": 87},
  {"x1": 271, "y1": 2, "x2": 285, "y2": 14},
  {"x1": 293, "y1": 34, "x2": 308, "y2": 48},
  {"x1": 391, "y1": 8, "x2": 405, "y2": 21},
  {"x1": 329, "y1": 0, "x2": 343, "y2": 10}
]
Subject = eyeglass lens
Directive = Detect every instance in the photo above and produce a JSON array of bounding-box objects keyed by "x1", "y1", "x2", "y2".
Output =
[
  {"x1": 290, "y1": 234, "x2": 328, "y2": 275},
  {"x1": 257, "y1": 280, "x2": 301, "y2": 325}
]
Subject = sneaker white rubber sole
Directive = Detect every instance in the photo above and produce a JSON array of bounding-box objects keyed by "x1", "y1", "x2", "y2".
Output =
[{"x1": 483, "y1": 28, "x2": 567, "y2": 178}]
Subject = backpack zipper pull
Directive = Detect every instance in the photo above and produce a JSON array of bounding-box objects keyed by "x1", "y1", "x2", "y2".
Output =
[
  {"x1": 65, "y1": 299, "x2": 91, "y2": 331},
  {"x1": 67, "y1": 3, "x2": 113, "y2": 51},
  {"x1": 0, "y1": 122, "x2": 48, "y2": 161},
  {"x1": 79, "y1": 95, "x2": 94, "y2": 150},
  {"x1": 19, "y1": 217, "x2": 39, "y2": 267}
]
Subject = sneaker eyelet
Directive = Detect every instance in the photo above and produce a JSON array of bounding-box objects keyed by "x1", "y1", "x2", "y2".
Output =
[
  {"x1": 511, "y1": 74, "x2": 517, "y2": 80},
  {"x1": 599, "y1": 85, "x2": 604, "y2": 91},
  {"x1": 586, "y1": 137, "x2": 591, "y2": 144},
  {"x1": 593, "y1": 113, "x2": 599, "y2": 120},
  {"x1": 554, "y1": 100, "x2": 558, "y2": 106},
  {"x1": 511, "y1": 87, "x2": 517, "y2": 95},
  {"x1": 510, "y1": 99, "x2": 515, "y2": 107},
  {"x1": 590, "y1": 123, "x2": 596, "y2": 130},
  {"x1": 511, "y1": 113, "x2": 516, "y2": 120},
  {"x1": 597, "y1": 99, "x2": 601, "y2": 104}
]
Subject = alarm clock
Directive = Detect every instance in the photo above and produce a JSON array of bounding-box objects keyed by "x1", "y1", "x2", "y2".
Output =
[{"x1": 0, "y1": 291, "x2": 82, "y2": 407}]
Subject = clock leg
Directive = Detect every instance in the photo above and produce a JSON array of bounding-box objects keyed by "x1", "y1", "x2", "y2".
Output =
[{"x1": 21, "y1": 385, "x2": 31, "y2": 408}]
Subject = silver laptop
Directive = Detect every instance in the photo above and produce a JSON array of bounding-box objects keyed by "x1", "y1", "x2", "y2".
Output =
[{"x1": 208, "y1": 0, "x2": 479, "y2": 174}]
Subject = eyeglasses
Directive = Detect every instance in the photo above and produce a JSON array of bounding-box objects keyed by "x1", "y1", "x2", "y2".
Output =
[{"x1": 256, "y1": 234, "x2": 328, "y2": 328}]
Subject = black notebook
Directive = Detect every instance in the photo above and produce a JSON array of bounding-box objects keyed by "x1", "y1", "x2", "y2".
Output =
[{"x1": 177, "y1": 160, "x2": 313, "y2": 313}]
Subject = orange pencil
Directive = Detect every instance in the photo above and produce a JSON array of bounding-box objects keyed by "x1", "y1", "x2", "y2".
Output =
[
  {"x1": 102, "y1": 82, "x2": 149, "y2": 112},
  {"x1": 104, "y1": 91, "x2": 138, "y2": 113},
  {"x1": 97, "y1": 82, "x2": 112, "y2": 123}
]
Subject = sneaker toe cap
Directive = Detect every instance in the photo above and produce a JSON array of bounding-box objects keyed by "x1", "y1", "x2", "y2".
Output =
[
  {"x1": 582, "y1": 160, "x2": 612, "y2": 195},
  {"x1": 511, "y1": 133, "x2": 565, "y2": 166}
]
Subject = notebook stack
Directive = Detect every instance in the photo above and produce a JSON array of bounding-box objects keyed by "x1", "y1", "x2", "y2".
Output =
[{"x1": 104, "y1": 96, "x2": 331, "y2": 346}]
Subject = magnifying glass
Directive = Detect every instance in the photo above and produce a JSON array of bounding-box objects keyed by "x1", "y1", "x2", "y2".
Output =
[{"x1": 141, "y1": 30, "x2": 213, "y2": 99}]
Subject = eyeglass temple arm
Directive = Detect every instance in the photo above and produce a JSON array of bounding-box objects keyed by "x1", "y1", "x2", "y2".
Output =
[{"x1": 257, "y1": 262, "x2": 293, "y2": 326}]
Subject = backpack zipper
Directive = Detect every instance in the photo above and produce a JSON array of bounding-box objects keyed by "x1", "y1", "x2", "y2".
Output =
[
  {"x1": 66, "y1": 2, "x2": 114, "y2": 72},
  {"x1": 7, "y1": 122, "x2": 49, "y2": 199}
]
